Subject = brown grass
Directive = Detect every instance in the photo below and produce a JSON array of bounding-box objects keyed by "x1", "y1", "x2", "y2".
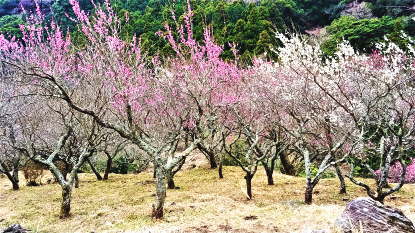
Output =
[{"x1": 0, "y1": 167, "x2": 414, "y2": 233}]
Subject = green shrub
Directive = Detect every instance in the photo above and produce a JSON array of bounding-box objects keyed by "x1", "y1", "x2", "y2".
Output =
[
  {"x1": 110, "y1": 156, "x2": 138, "y2": 174},
  {"x1": 0, "y1": 15, "x2": 24, "y2": 39},
  {"x1": 322, "y1": 15, "x2": 414, "y2": 56}
]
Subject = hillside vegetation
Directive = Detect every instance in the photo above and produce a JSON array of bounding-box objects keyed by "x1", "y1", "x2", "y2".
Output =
[{"x1": 0, "y1": 0, "x2": 414, "y2": 59}]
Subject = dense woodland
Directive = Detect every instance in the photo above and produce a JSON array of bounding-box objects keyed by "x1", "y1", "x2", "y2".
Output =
[
  {"x1": 0, "y1": 0, "x2": 414, "y2": 60},
  {"x1": 0, "y1": 0, "x2": 415, "y2": 231}
]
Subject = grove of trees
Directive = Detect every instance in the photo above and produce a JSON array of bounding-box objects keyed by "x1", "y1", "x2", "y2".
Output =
[{"x1": 0, "y1": 0, "x2": 415, "y2": 220}]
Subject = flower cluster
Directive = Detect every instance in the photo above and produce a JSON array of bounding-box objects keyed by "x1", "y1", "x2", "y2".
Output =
[{"x1": 375, "y1": 159, "x2": 415, "y2": 184}]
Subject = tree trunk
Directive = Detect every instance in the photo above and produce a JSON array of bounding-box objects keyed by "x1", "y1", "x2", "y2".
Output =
[
  {"x1": 305, "y1": 182, "x2": 314, "y2": 205},
  {"x1": 208, "y1": 153, "x2": 217, "y2": 169},
  {"x1": 12, "y1": 168, "x2": 19, "y2": 190},
  {"x1": 60, "y1": 185, "x2": 72, "y2": 219},
  {"x1": 12, "y1": 180, "x2": 19, "y2": 190},
  {"x1": 12, "y1": 160, "x2": 19, "y2": 190},
  {"x1": 167, "y1": 177, "x2": 175, "y2": 189},
  {"x1": 74, "y1": 173, "x2": 79, "y2": 188},
  {"x1": 12, "y1": 168, "x2": 19, "y2": 184},
  {"x1": 218, "y1": 162, "x2": 223, "y2": 179},
  {"x1": 245, "y1": 173, "x2": 253, "y2": 200},
  {"x1": 103, "y1": 156, "x2": 112, "y2": 180},
  {"x1": 375, "y1": 195, "x2": 386, "y2": 204},
  {"x1": 335, "y1": 164, "x2": 347, "y2": 194},
  {"x1": 4, "y1": 172, "x2": 19, "y2": 190},
  {"x1": 265, "y1": 167, "x2": 274, "y2": 185},
  {"x1": 87, "y1": 159, "x2": 102, "y2": 181},
  {"x1": 152, "y1": 165, "x2": 166, "y2": 219},
  {"x1": 280, "y1": 152, "x2": 296, "y2": 176}
]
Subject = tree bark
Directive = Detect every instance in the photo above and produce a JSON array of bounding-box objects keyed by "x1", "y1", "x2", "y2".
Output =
[
  {"x1": 74, "y1": 173, "x2": 79, "y2": 188},
  {"x1": 103, "y1": 156, "x2": 112, "y2": 180},
  {"x1": 5, "y1": 172, "x2": 19, "y2": 190},
  {"x1": 245, "y1": 173, "x2": 253, "y2": 200},
  {"x1": 166, "y1": 157, "x2": 185, "y2": 190},
  {"x1": 280, "y1": 152, "x2": 296, "y2": 176},
  {"x1": 197, "y1": 144, "x2": 217, "y2": 169},
  {"x1": 87, "y1": 158, "x2": 102, "y2": 181},
  {"x1": 218, "y1": 162, "x2": 223, "y2": 179},
  {"x1": 167, "y1": 177, "x2": 175, "y2": 189},
  {"x1": 1, "y1": 161, "x2": 19, "y2": 190},
  {"x1": 152, "y1": 165, "x2": 166, "y2": 219},
  {"x1": 12, "y1": 169, "x2": 18, "y2": 183},
  {"x1": 305, "y1": 182, "x2": 314, "y2": 205},
  {"x1": 335, "y1": 164, "x2": 347, "y2": 194},
  {"x1": 263, "y1": 159, "x2": 276, "y2": 185},
  {"x1": 60, "y1": 185, "x2": 72, "y2": 219},
  {"x1": 12, "y1": 179, "x2": 19, "y2": 190},
  {"x1": 208, "y1": 153, "x2": 217, "y2": 169},
  {"x1": 374, "y1": 194, "x2": 386, "y2": 204},
  {"x1": 265, "y1": 167, "x2": 274, "y2": 185},
  {"x1": 12, "y1": 159, "x2": 20, "y2": 190}
]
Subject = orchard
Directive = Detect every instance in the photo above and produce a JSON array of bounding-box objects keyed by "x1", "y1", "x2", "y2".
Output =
[{"x1": 0, "y1": 1, "x2": 415, "y2": 232}]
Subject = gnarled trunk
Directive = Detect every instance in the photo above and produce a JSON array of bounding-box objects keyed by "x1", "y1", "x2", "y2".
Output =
[
  {"x1": 152, "y1": 165, "x2": 166, "y2": 219},
  {"x1": 245, "y1": 173, "x2": 253, "y2": 200},
  {"x1": 103, "y1": 156, "x2": 112, "y2": 180},
  {"x1": 280, "y1": 152, "x2": 296, "y2": 175},
  {"x1": 60, "y1": 185, "x2": 72, "y2": 219},
  {"x1": 335, "y1": 164, "x2": 347, "y2": 194}
]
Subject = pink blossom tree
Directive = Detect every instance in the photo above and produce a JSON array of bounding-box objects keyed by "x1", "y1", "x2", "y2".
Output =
[
  {"x1": 157, "y1": 7, "x2": 246, "y2": 180},
  {"x1": 375, "y1": 158, "x2": 415, "y2": 184},
  {"x1": 0, "y1": 0, "x2": 247, "y2": 218},
  {"x1": 219, "y1": 65, "x2": 284, "y2": 198}
]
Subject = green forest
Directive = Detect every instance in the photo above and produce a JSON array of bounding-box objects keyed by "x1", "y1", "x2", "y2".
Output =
[{"x1": 0, "y1": 0, "x2": 414, "y2": 60}]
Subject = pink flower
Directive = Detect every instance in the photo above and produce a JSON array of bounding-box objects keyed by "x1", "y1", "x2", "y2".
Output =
[{"x1": 375, "y1": 159, "x2": 415, "y2": 184}]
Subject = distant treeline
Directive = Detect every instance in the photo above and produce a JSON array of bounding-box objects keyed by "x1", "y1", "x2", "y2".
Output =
[{"x1": 1, "y1": 0, "x2": 414, "y2": 59}]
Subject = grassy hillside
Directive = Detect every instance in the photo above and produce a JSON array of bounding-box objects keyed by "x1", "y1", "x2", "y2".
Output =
[{"x1": 1, "y1": 167, "x2": 414, "y2": 233}]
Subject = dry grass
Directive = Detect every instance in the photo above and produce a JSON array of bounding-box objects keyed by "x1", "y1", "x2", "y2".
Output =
[{"x1": 0, "y1": 167, "x2": 414, "y2": 233}]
